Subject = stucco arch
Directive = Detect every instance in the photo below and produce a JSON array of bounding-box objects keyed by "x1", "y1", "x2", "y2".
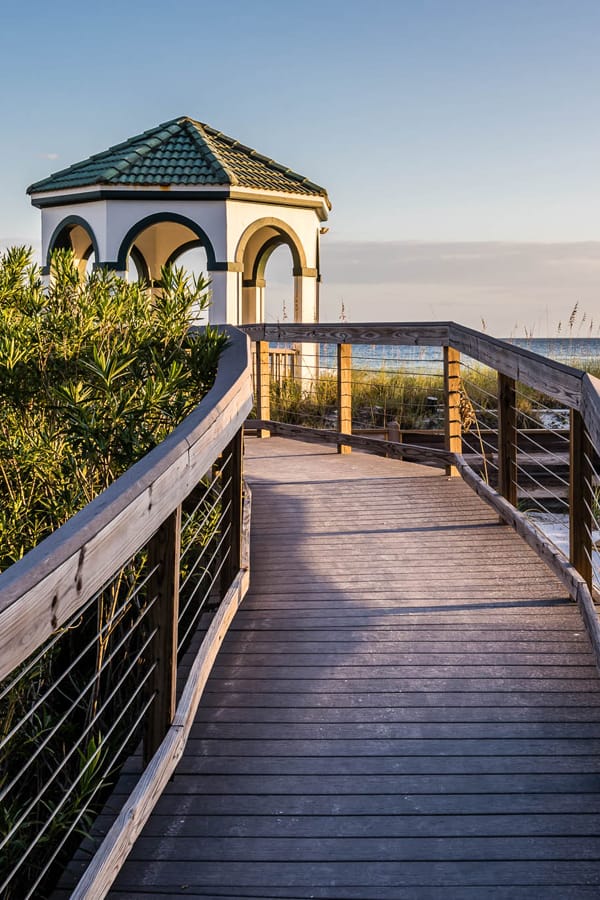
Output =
[
  {"x1": 45, "y1": 215, "x2": 100, "y2": 275},
  {"x1": 116, "y1": 213, "x2": 218, "y2": 274},
  {"x1": 235, "y1": 217, "x2": 308, "y2": 279}
]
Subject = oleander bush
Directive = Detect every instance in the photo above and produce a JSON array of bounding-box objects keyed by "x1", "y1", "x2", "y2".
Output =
[
  {"x1": 0, "y1": 246, "x2": 227, "y2": 571},
  {"x1": 0, "y1": 246, "x2": 227, "y2": 897}
]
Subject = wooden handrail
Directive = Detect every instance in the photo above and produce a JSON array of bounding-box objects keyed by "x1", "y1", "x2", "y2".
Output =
[
  {"x1": 241, "y1": 320, "x2": 600, "y2": 598},
  {"x1": 0, "y1": 326, "x2": 253, "y2": 682},
  {"x1": 240, "y1": 319, "x2": 600, "y2": 461}
]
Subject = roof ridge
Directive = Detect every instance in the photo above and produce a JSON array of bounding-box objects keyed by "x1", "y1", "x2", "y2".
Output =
[
  {"x1": 185, "y1": 120, "x2": 238, "y2": 185},
  {"x1": 200, "y1": 122, "x2": 328, "y2": 196}
]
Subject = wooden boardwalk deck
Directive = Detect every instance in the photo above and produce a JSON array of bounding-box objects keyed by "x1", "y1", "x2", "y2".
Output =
[{"x1": 107, "y1": 437, "x2": 600, "y2": 899}]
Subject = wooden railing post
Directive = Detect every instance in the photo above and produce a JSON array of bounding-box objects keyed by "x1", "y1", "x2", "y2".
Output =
[
  {"x1": 256, "y1": 340, "x2": 270, "y2": 438},
  {"x1": 337, "y1": 343, "x2": 352, "y2": 454},
  {"x1": 221, "y1": 427, "x2": 243, "y2": 597},
  {"x1": 570, "y1": 409, "x2": 594, "y2": 588},
  {"x1": 443, "y1": 346, "x2": 461, "y2": 476},
  {"x1": 144, "y1": 504, "x2": 181, "y2": 764},
  {"x1": 498, "y1": 373, "x2": 518, "y2": 507}
]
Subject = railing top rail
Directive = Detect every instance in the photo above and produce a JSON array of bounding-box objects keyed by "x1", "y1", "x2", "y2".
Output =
[
  {"x1": 240, "y1": 321, "x2": 600, "y2": 442},
  {"x1": 0, "y1": 326, "x2": 253, "y2": 681},
  {"x1": 240, "y1": 322, "x2": 452, "y2": 346}
]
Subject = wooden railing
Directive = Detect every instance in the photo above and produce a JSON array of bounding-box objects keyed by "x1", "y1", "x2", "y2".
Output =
[
  {"x1": 2, "y1": 319, "x2": 600, "y2": 897},
  {"x1": 0, "y1": 327, "x2": 253, "y2": 899},
  {"x1": 242, "y1": 321, "x2": 600, "y2": 653}
]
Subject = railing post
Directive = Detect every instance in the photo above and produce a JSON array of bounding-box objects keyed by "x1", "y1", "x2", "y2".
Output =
[
  {"x1": 498, "y1": 373, "x2": 518, "y2": 507},
  {"x1": 570, "y1": 409, "x2": 593, "y2": 589},
  {"x1": 221, "y1": 427, "x2": 244, "y2": 597},
  {"x1": 337, "y1": 343, "x2": 352, "y2": 454},
  {"x1": 443, "y1": 346, "x2": 461, "y2": 476},
  {"x1": 256, "y1": 340, "x2": 270, "y2": 439},
  {"x1": 144, "y1": 504, "x2": 181, "y2": 765}
]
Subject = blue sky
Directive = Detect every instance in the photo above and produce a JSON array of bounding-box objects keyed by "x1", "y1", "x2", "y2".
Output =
[{"x1": 2, "y1": 0, "x2": 600, "y2": 334}]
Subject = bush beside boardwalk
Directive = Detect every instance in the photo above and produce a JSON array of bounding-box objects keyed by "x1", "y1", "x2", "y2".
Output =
[{"x1": 0, "y1": 246, "x2": 228, "y2": 898}]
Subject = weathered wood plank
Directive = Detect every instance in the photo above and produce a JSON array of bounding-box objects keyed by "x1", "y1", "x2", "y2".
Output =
[
  {"x1": 103, "y1": 437, "x2": 600, "y2": 897},
  {"x1": 144, "y1": 505, "x2": 181, "y2": 764},
  {"x1": 443, "y1": 346, "x2": 461, "y2": 476},
  {"x1": 570, "y1": 409, "x2": 594, "y2": 588},
  {"x1": 247, "y1": 420, "x2": 452, "y2": 467},
  {"x1": 239, "y1": 322, "x2": 451, "y2": 345},
  {"x1": 449, "y1": 323, "x2": 584, "y2": 407},
  {"x1": 337, "y1": 343, "x2": 352, "y2": 454},
  {"x1": 254, "y1": 340, "x2": 270, "y2": 439}
]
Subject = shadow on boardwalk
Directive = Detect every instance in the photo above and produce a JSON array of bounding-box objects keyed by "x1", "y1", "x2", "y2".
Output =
[{"x1": 96, "y1": 437, "x2": 600, "y2": 899}]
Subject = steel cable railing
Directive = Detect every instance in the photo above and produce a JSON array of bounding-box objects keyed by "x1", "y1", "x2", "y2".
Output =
[{"x1": 0, "y1": 326, "x2": 252, "y2": 899}]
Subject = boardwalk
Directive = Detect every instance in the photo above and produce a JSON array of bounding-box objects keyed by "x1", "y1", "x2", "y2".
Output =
[{"x1": 107, "y1": 437, "x2": 600, "y2": 899}]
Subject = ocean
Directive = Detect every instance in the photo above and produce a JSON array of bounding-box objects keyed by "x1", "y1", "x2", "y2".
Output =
[{"x1": 318, "y1": 337, "x2": 600, "y2": 373}]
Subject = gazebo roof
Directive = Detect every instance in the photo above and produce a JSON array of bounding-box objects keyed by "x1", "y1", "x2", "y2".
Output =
[{"x1": 27, "y1": 116, "x2": 330, "y2": 206}]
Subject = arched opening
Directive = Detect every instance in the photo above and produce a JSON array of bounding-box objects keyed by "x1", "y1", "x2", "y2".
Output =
[
  {"x1": 262, "y1": 244, "x2": 294, "y2": 324},
  {"x1": 46, "y1": 217, "x2": 99, "y2": 278},
  {"x1": 236, "y1": 219, "x2": 309, "y2": 326},
  {"x1": 167, "y1": 243, "x2": 210, "y2": 325},
  {"x1": 116, "y1": 214, "x2": 216, "y2": 283}
]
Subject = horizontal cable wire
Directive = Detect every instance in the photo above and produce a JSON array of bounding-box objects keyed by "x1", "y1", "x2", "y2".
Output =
[
  {"x1": 177, "y1": 550, "x2": 230, "y2": 653},
  {"x1": 0, "y1": 587, "x2": 103, "y2": 702},
  {"x1": 0, "y1": 622, "x2": 158, "y2": 855},
  {"x1": 1, "y1": 664, "x2": 156, "y2": 895},
  {"x1": 180, "y1": 477, "x2": 230, "y2": 562},
  {"x1": 22, "y1": 691, "x2": 155, "y2": 900},
  {"x1": 516, "y1": 428, "x2": 570, "y2": 462},
  {"x1": 0, "y1": 594, "x2": 158, "y2": 804},
  {"x1": 181, "y1": 469, "x2": 223, "y2": 532},
  {"x1": 0, "y1": 562, "x2": 158, "y2": 753},
  {"x1": 179, "y1": 500, "x2": 231, "y2": 594},
  {"x1": 513, "y1": 442, "x2": 570, "y2": 488}
]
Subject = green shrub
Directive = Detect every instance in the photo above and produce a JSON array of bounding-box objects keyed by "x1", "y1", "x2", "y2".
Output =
[{"x1": 0, "y1": 246, "x2": 228, "y2": 570}]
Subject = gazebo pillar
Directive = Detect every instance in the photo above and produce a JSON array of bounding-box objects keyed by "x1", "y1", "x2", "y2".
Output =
[
  {"x1": 293, "y1": 272, "x2": 319, "y2": 385},
  {"x1": 293, "y1": 272, "x2": 319, "y2": 323},
  {"x1": 242, "y1": 280, "x2": 265, "y2": 324},
  {"x1": 209, "y1": 269, "x2": 242, "y2": 325}
]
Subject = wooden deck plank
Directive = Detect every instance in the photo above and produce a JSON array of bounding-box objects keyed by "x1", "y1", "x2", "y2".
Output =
[{"x1": 106, "y1": 437, "x2": 600, "y2": 898}]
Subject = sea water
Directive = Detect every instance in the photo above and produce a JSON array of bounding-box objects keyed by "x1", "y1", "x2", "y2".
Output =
[{"x1": 319, "y1": 337, "x2": 600, "y2": 372}]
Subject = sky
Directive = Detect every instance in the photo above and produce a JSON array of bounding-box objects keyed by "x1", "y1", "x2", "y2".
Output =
[{"x1": 2, "y1": 0, "x2": 600, "y2": 336}]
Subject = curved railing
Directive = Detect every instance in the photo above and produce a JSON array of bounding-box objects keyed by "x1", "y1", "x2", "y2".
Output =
[
  {"x1": 2, "y1": 319, "x2": 599, "y2": 897},
  {"x1": 242, "y1": 321, "x2": 600, "y2": 654},
  {"x1": 0, "y1": 326, "x2": 253, "y2": 899}
]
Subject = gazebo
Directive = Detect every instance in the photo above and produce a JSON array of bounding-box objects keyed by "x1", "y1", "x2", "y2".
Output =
[{"x1": 27, "y1": 116, "x2": 331, "y2": 326}]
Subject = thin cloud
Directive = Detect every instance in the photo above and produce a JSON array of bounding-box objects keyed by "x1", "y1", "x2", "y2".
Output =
[{"x1": 37, "y1": 153, "x2": 59, "y2": 160}]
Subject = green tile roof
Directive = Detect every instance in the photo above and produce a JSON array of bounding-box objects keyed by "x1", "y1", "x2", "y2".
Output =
[{"x1": 27, "y1": 117, "x2": 330, "y2": 204}]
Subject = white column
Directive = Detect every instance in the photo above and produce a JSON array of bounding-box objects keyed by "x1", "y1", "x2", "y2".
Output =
[
  {"x1": 242, "y1": 280, "x2": 265, "y2": 324},
  {"x1": 293, "y1": 274, "x2": 318, "y2": 323},
  {"x1": 293, "y1": 273, "x2": 319, "y2": 387},
  {"x1": 209, "y1": 269, "x2": 241, "y2": 324}
]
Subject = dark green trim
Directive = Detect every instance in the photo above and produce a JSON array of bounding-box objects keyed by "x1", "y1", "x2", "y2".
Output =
[
  {"x1": 210, "y1": 261, "x2": 244, "y2": 272},
  {"x1": 30, "y1": 189, "x2": 233, "y2": 208},
  {"x1": 165, "y1": 239, "x2": 205, "y2": 269},
  {"x1": 30, "y1": 187, "x2": 329, "y2": 213},
  {"x1": 116, "y1": 212, "x2": 218, "y2": 271},
  {"x1": 45, "y1": 215, "x2": 100, "y2": 271},
  {"x1": 129, "y1": 244, "x2": 150, "y2": 282}
]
